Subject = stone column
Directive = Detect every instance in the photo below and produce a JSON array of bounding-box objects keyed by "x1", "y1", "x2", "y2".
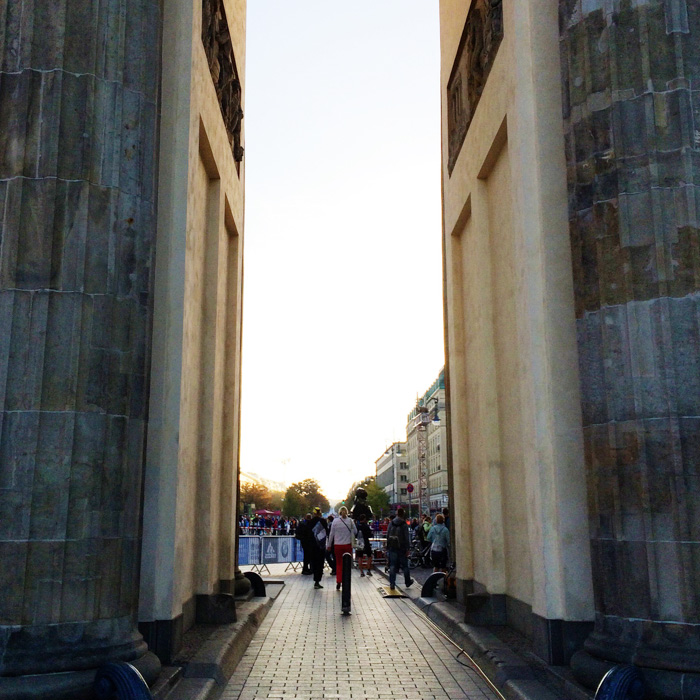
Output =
[
  {"x1": 0, "y1": 1, "x2": 161, "y2": 697},
  {"x1": 560, "y1": 1, "x2": 700, "y2": 696}
]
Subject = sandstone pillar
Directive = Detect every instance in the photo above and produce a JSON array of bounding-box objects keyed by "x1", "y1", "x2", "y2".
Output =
[
  {"x1": 0, "y1": 0, "x2": 161, "y2": 697},
  {"x1": 560, "y1": 1, "x2": 700, "y2": 696}
]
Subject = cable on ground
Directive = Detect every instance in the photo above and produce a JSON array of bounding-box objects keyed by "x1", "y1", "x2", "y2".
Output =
[{"x1": 407, "y1": 598, "x2": 507, "y2": 700}]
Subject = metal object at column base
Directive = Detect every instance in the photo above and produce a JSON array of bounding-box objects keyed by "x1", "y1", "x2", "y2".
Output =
[
  {"x1": 421, "y1": 572, "x2": 446, "y2": 598},
  {"x1": 341, "y1": 552, "x2": 352, "y2": 615},
  {"x1": 0, "y1": 651, "x2": 161, "y2": 700},
  {"x1": 94, "y1": 661, "x2": 153, "y2": 700},
  {"x1": 573, "y1": 650, "x2": 700, "y2": 700},
  {"x1": 244, "y1": 571, "x2": 266, "y2": 596},
  {"x1": 233, "y1": 568, "x2": 252, "y2": 596},
  {"x1": 594, "y1": 665, "x2": 644, "y2": 700}
]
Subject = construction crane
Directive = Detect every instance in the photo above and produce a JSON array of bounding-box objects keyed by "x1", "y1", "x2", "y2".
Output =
[{"x1": 414, "y1": 406, "x2": 431, "y2": 517}]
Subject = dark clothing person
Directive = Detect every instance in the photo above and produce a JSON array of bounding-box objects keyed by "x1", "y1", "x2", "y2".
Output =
[
  {"x1": 325, "y1": 547, "x2": 336, "y2": 575},
  {"x1": 295, "y1": 516, "x2": 313, "y2": 575},
  {"x1": 324, "y1": 515, "x2": 336, "y2": 574},
  {"x1": 350, "y1": 486, "x2": 373, "y2": 523},
  {"x1": 356, "y1": 519, "x2": 373, "y2": 577},
  {"x1": 309, "y1": 512, "x2": 328, "y2": 587},
  {"x1": 415, "y1": 519, "x2": 427, "y2": 545},
  {"x1": 357, "y1": 521, "x2": 373, "y2": 557},
  {"x1": 350, "y1": 499, "x2": 372, "y2": 522},
  {"x1": 386, "y1": 511, "x2": 413, "y2": 590}
]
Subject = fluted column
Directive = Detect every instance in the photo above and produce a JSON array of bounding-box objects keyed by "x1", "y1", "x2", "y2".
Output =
[
  {"x1": 0, "y1": 0, "x2": 161, "y2": 697},
  {"x1": 560, "y1": 1, "x2": 700, "y2": 696}
]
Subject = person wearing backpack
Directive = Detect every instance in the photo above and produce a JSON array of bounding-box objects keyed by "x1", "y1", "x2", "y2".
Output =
[
  {"x1": 309, "y1": 507, "x2": 328, "y2": 589},
  {"x1": 386, "y1": 508, "x2": 413, "y2": 591},
  {"x1": 427, "y1": 512, "x2": 450, "y2": 572}
]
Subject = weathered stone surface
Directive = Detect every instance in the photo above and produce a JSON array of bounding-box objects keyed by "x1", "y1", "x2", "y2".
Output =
[
  {"x1": 561, "y1": 0, "x2": 700, "y2": 691},
  {"x1": 0, "y1": 0, "x2": 161, "y2": 685}
]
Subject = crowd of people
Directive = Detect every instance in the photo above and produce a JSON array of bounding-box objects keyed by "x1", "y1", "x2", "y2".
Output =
[
  {"x1": 239, "y1": 494, "x2": 451, "y2": 592},
  {"x1": 289, "y1": 504, "x2": 451, "y2": 591},
  {"x1": 238, "y1": 514, "x2": 299, "y2": 535}
]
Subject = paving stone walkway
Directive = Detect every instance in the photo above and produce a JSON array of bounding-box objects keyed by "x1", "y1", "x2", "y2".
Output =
[{"x1": 221, "y1": 570, "x2": 500, "y2": 700}]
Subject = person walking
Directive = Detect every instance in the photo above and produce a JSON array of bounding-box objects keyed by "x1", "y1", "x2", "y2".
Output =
[
  {"x1": 415, "y1": 516, "x2": 427, "y2": 546},
  {"x1": 386, "y1": 508, "x2": 413, "y2": 591},
  {"x1": 355, "y1": 514, "x2": 374, "y2": 577},
  {"x1": 295, "y1": 513, "x2": 313, "y2": 575},
  {"x1": 325, "y1": 515, "x2": 336, "y2": 575},
  {"x1": 327, "y1": 506, "x2": 356, "y2": 590},
  {"x1": 309, "y1": 507, "x2": 328, "y2": 589},
  {"x1": 427, "y1": 512, "x2": 450, "y2": 572}
]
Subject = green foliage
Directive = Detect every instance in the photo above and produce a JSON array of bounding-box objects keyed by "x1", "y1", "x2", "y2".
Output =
[
  {"x1": 364, "y1": 479, "x2": 390, "y2": 515},
  {"x1": 282, "y1": 479, "x2": 330, "y2": 517},
  {"x1": 282, "y1": 488, "x2": 306, "y2": 517}
]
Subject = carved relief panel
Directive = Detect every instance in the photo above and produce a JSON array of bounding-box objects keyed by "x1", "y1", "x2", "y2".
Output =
[
  {"x1": 202, "y1": 0, "x2": 244, "y2": 162},
  {"x1": 447, "y1": 0, "x2": 503, "y2": 174}
]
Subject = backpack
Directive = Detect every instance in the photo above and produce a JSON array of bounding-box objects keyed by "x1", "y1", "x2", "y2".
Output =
[
  {"x1": 386, "y1": 522, "x2": 401, "y2": 551},
  {"x1": 312, "y1": 520, "x2": 327, "y2": 548}
]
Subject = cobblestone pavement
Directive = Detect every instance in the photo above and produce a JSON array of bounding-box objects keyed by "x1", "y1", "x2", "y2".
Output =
[{"x1": 222, "y1": 569, "x2": 499, "y2": 700}]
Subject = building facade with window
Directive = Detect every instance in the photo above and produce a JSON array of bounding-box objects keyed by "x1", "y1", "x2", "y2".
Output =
[
  {"x1": 424, "y1": 372, "x2": 447, "y2": 512},
  {"x1": 375, "y1": 442, "x2": 408, "y2": 509},
  {"x1": 406, "y1": 369, "x2": 447, "y2": 517}
]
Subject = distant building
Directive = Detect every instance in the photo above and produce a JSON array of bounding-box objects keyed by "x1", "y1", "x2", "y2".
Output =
[
  {"x1": 406, "y1": 369, "x2": 447, "y2": 516},
  {"x1": 424, "y1": 374, "x2": 447, "y2": 513},
  {"x1": 375, "y1": 442, "x2": 408, "y2": 510}
]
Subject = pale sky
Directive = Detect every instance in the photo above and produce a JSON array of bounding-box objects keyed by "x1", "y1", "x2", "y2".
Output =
[{"x1": 240, "y1": 1, "x2": 444, "y2": 503}]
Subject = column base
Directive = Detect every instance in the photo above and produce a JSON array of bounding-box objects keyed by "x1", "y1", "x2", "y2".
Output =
[
  {"x1": 0, "y1": 650, "x2": 160, "y2": 700},
  {"x1": 458, "y1": 579, "x2": 592, "y2": 666},
  {"x1": 571, "y1": 650, "x2": 700, "y2": 700},
  {"x1": 195, "y1": 593, "x2": 236, "y2": 625}
]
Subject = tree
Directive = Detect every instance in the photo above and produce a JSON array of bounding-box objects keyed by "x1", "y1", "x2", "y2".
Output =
[
  {"x1": 364, "y1": 478, "x2": 390, "y2": 517},
  {"x1": 282, "y1": 488, "x2": 306, "y2": 517},
  {"x1": 268, "y1": 490, "x2": 285, "y2": 512},
  {"x1": 240, "y1": 482, "x2": 272, "y2": 513},
  {"x1": 282, "y1": 479, "x2": 330, "y2": 516}
]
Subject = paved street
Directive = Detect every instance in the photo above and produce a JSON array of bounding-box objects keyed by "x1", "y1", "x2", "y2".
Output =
[{"x1": 222, "y1": 568, "x2": 499, "y2": 700}]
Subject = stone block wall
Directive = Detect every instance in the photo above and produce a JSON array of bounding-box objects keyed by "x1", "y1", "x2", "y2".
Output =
[{"x1": 560, "y1": 0, "x2": 700, "y2": 694}]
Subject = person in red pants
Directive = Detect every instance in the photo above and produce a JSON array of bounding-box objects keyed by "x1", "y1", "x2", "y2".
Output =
[{"x1": 327, "y1": 506, "x2": 357, "y2": 590}]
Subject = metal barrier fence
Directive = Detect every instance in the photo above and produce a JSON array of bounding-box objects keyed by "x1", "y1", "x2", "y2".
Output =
[
  {"x1": 239, "y1": 535, "x2": 304, "y2": 573},
  {"x1": 238, "y1": 535, "x2": 389, "y2": 573}
]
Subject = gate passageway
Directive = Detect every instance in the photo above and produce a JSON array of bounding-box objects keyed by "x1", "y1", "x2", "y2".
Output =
[{"x1": 221, "y1": 570, "x2": 499, "y2": 700}]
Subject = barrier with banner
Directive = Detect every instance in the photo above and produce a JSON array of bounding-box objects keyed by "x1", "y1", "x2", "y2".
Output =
[{"x1": 239, "y1": 536, "x2": 303, "y2": 569}]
